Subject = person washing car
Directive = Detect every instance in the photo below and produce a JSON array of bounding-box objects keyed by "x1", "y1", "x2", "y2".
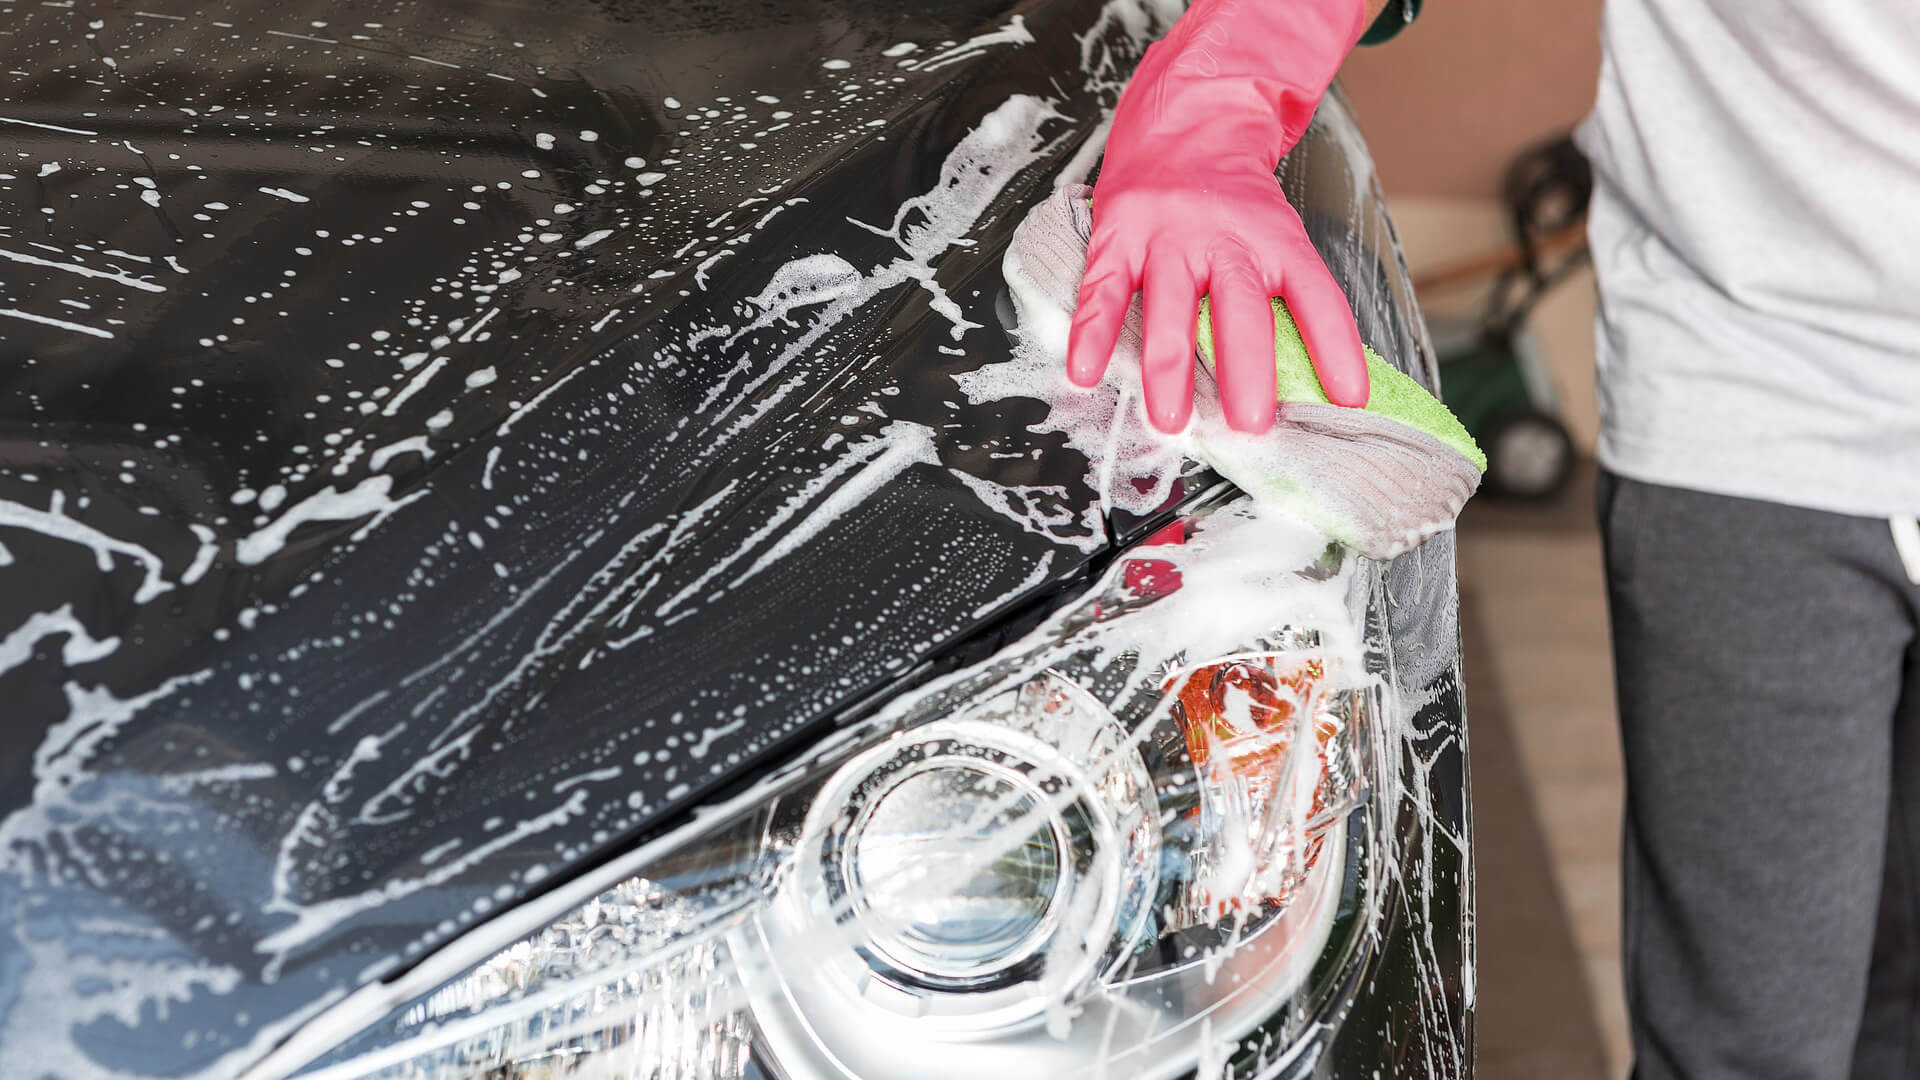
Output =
[
  {"x1": 1071, "y1": 1, "x2": 1920, "y2": 1078},
  {"x1": 1581, "y1": 4, "x2": 1920, "y2": 1078}
]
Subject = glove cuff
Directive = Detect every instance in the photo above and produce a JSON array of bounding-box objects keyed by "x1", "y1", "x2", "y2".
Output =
[{"x1": 1104, "y1": 0, "x2": 1370, "y2": 170}]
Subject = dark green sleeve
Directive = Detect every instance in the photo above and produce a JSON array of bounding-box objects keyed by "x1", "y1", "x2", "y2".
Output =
[{"x1": 1358, "y1": 0, "x2": 1421, "y2": 44}]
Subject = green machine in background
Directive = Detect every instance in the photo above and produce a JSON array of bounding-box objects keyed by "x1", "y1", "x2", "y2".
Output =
[
  {"x1": 1430, "y1": 136, "x2": 1592, "y2": 500},
  {"x1": 1437, "y1": 321, "x2": 1572, "y2": 500}
]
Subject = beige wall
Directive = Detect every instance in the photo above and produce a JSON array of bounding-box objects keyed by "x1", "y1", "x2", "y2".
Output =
[
  {"x1": 1340, "y1": 0, "x2": 1606, "y2": 200},
  {"x1": 1337, "y1": 2, "x2": 1610, "y2": 453}
]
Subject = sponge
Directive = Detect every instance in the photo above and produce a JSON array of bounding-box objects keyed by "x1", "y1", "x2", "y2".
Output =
[{"x1": 1196, "y1": 297, "x2": 1486, "y2": 472}]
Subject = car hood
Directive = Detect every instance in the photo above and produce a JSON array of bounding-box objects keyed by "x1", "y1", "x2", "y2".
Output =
[{"x1": 0, "y1": 0, "x2": 1441, "y2": 1075}]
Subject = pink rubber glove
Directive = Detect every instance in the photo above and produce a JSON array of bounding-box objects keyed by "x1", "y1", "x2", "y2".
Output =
[{"x1": 1067, "y1": 0, "x2": 1372, "y2": 434}]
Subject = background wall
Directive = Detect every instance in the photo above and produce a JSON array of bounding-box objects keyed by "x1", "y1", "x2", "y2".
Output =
[
  {"x1": 1338, "y1": 0, "x2": 1609, "y2": 455},
  {"x1": 1340, "y1": 0, "x2": 1606, "y2": 200}
]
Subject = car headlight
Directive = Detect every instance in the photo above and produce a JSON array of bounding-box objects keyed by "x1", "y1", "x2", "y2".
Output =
[{"x1": 289, "y1": 497, "x2": 1384, "y2": 1080}]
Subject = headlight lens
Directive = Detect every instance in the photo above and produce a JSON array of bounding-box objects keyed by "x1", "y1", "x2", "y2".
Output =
[
  {"x1": 295, "y1": 500, "x2": 1383, "y2": 1080},
  {"x1": 800, "y1": 674, "x2": 1158, "y2": 1002},
  {"x1": 846, "y1": 754, "x2": 1066, "y2": 979}
]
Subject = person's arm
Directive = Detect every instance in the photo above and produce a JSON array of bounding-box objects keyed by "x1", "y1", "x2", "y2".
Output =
[{"x1": 1066, "y1": 0, "x2": 1417, "y2": 433}]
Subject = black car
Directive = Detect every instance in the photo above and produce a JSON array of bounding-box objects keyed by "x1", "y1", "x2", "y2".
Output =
[{"x1": 0, "y1": 1, "x2": 1472, "y2": 1077}]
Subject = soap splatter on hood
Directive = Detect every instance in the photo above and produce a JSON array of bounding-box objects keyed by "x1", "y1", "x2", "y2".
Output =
[{"x1": 0, "y1": 0, "x2": 1466, "y2": 1076}]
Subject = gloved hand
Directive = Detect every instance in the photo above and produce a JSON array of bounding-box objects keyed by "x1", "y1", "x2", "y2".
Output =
[{"x1": 1067, "y1": 0, "x2": 1372, "y2": 434}]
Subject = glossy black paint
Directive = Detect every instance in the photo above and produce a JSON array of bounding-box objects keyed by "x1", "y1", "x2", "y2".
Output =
[{"x1": 0, "y1": 1, "x2": 1469, "y2": 1076}]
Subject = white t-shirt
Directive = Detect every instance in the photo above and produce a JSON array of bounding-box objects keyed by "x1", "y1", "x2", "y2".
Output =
[{"x1": 1577, "y1": 0, "x2": 1920, "y2": 518}]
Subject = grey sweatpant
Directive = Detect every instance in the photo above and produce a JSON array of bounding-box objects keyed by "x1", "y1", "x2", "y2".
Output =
[{"x1": 1598, "y1": 472, "x2": 1920, "y2": 1080}]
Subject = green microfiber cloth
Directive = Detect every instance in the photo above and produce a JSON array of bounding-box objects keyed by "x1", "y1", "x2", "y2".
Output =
[{"x1": 1196, "y1": 296, "x2": 1486, "y2": 473}]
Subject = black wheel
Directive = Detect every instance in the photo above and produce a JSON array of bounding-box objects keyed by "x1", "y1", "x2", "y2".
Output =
[{"x1": 1482, "y1": 409, "x2": 1574, "y2": 500}]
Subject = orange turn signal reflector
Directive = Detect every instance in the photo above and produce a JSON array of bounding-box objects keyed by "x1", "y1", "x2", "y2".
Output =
[
  {"x1": 1168, "y1": 653, "x2": 1327, "y2": 771},
  {"x1": 1162, "y1": 651, "x2": 1346, "y2": 916}
]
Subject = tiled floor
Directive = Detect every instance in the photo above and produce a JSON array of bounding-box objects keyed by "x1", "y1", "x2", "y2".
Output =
[{"x1": 1458, "y1": 466, "x2": 1632, "y2": 1079}]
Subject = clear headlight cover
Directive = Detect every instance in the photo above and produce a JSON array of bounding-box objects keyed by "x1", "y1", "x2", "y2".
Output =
[{"x1": 291, "y1": 498, "x2": 1385, "y2": 1080}]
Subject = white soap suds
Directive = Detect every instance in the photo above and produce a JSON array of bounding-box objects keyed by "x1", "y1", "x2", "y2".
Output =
[
  {"x1": 0, "y1": 606, "x2": 121, "y2": 678},
  {"x1": 236, "y1": 476, "x2": 408, "y2": 566}
]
